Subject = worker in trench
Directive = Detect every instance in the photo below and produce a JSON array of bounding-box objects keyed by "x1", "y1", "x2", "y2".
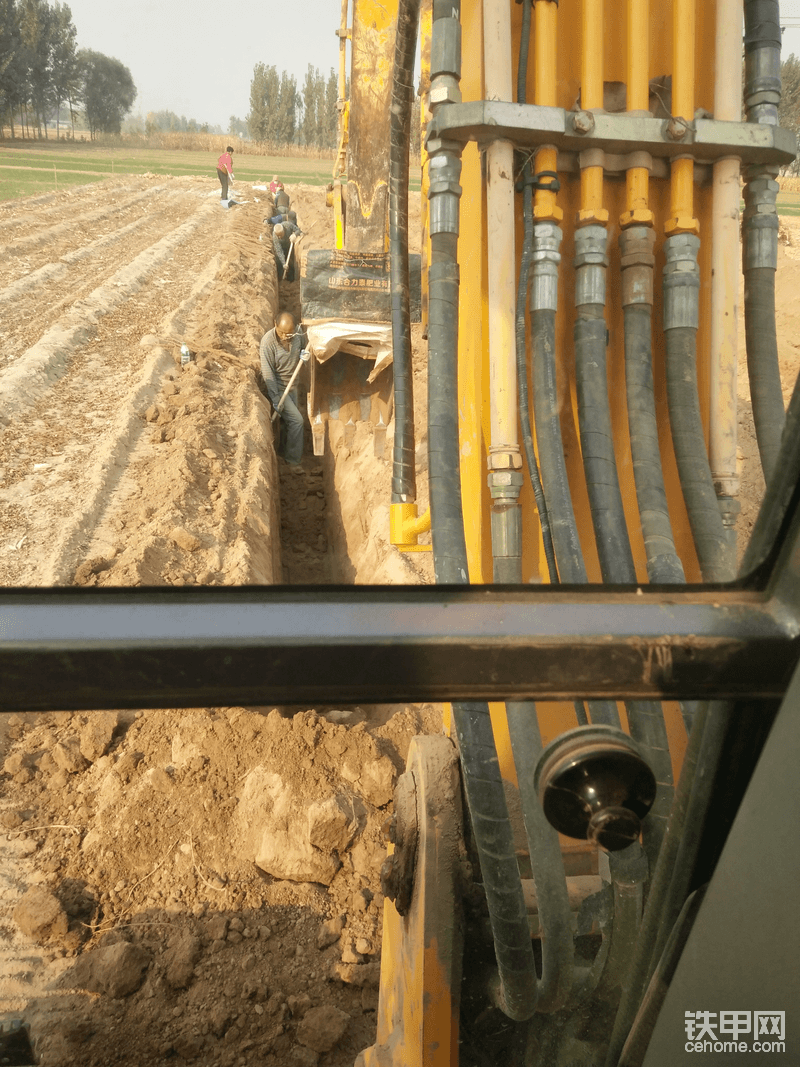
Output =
[
  {"x1": 273, "y1": 223, "x2": 300, "y2": 282},
  {"x1": 259, "y1": 311, "x2": 309, "y2": 468}
]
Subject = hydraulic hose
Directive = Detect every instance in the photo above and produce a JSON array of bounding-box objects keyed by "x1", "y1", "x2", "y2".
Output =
[
  {"x1": 743, "y1": 254, "x2": 784, "y2": 484},
  {"x1": 516, "y1": 0, "x2": 557, "y2": 583},
  {"x1": 388, "y1": 0, "x2": 419, "y2": 505},
  {"x1": 575, "y1": 306, "x2": 634, "y2": 579},
  {"x1": 427, "y1": 0, "x2": 537, "y2": 1023},
  {"x1": 574, "y1": 227, "x2": 673, "y2": 868},
  {"x1": 517, "y1": 182, "x2": 558, "y2": 583},
  {"x1": 743, "y1": 0, "x2": 784, "y2": 484},
  {"x1": 507, "y1": 700, "x2": 574, "y2": 1013},
  {"x1": 741, "y1": 369, "x2": 800, "y2": 576},
  {"x1": 530, "y1": 253, "x2": 619, "y2": 728},
  {"x1": 605, "y1": 702, "x2": 709, "y2": 1067},
  {"x1": 664, "y1": 321, "x2": 730, "y2": 581},
  {"x1": 623, "y1": 301, "x2": 685, "y2": 585}
]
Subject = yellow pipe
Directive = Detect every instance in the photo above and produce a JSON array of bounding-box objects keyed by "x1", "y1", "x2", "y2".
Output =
[
  {"x1": 621, "y1": 0, "x2": 655, "y2": 227},
  {"x1": 390, "y1": 502, "x2": 432, "y2": 551},
  {"x1": 666, "y1": 0, "x2": 699, "y2": 235},
  {"x1": 578, "y1": 0, "x2": 608, "y2": 225},
  {"x1": 484, "y1": 0, "x2": 520, "y2": 458},
  {"x1": 533, "y1": 1, "x2": 562, "y2": 222}
]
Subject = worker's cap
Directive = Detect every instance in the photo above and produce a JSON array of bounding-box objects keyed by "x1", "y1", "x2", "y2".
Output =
[
  {"x1": 274, "y1": 224, "x2": 285, "y2": 236},
  {"x1": 288, "y1": 211, "x2": 297, "y2": 222}
]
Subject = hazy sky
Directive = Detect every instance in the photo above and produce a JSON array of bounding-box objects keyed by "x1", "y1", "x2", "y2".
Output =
[
  {"x1": 64, "y1": 0, "x2": 342, "y2": 131},
  {"x1": 62, "y1": 0, "x2": 800, "y2": 135}
]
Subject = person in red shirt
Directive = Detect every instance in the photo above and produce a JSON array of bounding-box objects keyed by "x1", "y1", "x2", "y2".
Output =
[
  {"x1": 217, "y1": 146, "x2": 235, "y2": 200},
  {"x1": 269, "y1": 175, "x2": 280, "y2": 194}
]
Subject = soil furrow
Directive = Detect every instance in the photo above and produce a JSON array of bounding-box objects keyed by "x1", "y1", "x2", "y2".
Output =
[
  {"x1": 0, "y1": 200, "x2": 216, "y2": 431},
  {"x1": 0, "y1": 181, "x2": 172, "y2": 271}
]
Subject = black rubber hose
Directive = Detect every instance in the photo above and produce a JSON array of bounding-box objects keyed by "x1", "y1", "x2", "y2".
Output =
[
  {"x1": 575, "y1": 310, "x2": 638, "y2": 579},
  {"x1": 623, "y1": 304, "x2": 685, "y2": 585},
  {"x1": 744, "y1": 264, "x2": 785, "y2": 485},
  {"x1": 531, "y1": 306, "x2": 586, "y2": 583},
  {"x1": 617, "y1": 887, "x2": 707, "y2": 1067},
  {"x1": 506, "y1": 700, "x2": 573, "y2": 1013},
  {"x1": 531, "y1": 301, "x2": 618, "y2": 727},
  {"x1": 604, "y1": 702, "x2": 709, "y2": 1067},
  {"x1": 518, "y1": 187, "x2": 558, "y2": 582},
  {"x1": 664, "y1": 326, "x2": 730, "y2": 582},
  {"x1": 388, "y1": 0, "x2": 419, "y2": 504},
  {"x1": 574, "y1": 306, "x2": 674, "y2": 866},
  {"x1": 428, "y1": 224, "x2": 537, "y2": 1021},
  {"x1": 622, "y1": 304, "x2": 702, "y2": 737},
  {"x1": 741, "y1": 368, "x2": 800, "y2": 577},
  {"x1": 743, "y1": 0, "x2": 781, "y2": 52}
]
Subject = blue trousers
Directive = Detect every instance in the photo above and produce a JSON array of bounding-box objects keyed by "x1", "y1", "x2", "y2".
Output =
[{"x1": 263, "y1": 364, "x2": 304, "y2": 465}]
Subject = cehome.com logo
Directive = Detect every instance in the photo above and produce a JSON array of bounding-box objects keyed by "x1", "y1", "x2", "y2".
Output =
[{"x1": 685, "y1": 1012, "x2": 786, "y2": 1053}]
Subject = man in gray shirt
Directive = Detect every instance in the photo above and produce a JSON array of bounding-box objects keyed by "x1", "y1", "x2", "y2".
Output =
[{"x1": 259, "y1": 312, "x2": 307, "y2": 467}]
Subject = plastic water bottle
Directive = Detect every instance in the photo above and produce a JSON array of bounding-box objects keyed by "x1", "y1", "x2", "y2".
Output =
[{"x1": 180, "y1": 344, "x2": 192, "y2": 367}]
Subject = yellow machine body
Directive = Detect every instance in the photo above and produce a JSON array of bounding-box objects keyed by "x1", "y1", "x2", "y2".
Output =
[{"x1": 360, "y1": 1, "x2": 744, "y2": 1064}]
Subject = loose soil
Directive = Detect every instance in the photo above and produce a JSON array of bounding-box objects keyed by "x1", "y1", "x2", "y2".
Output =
[{"x1": 0, "y1": 170, "x2": 798, "y2": 1067}]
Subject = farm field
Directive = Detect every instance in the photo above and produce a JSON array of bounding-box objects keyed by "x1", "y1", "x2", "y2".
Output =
[{"x1": 0, "y1": 142, "x2": 339, "y2": 201}]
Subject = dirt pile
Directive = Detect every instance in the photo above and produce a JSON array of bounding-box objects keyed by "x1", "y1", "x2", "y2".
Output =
[{"x1": 0, "y1": 702, "x2": 440, "y2": 1066}]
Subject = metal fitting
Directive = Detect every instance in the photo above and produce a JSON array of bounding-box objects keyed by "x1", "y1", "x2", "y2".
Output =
[
  {"x1": 429, "y1": 75, "x2": 462, "y2": 107},
  {"x1": 428, "y1": 150, "x2": 462, "y2": 236},
  {"x1": 663, "y1": 233, "x2": 700, "y2": 331},
  {"x1": 743, "y1": 215, "x2": 778, "y2": 271},
  {"x1": 572, "y1": 110, "x2": 595, "y2": 135},
  {"x1": 488, "y1": 470, "x2": 524, "y2": 498},
  {"x1": 431, "y1": 17, "x2": 461, "y2": 80},
  {"x1": 619, "y1": 226, "x2": 656, "y2": 306},
  {"x1": 743, "y1": 170, "x2": 779, "y2": 270},
  {"x1": 716, "y1": 494, "x2": 741, "y2": 528},
  {"x1": 574, "y1": 224, "x2": 608, "y2": 307},
  {"x1": 745, "y1": 48, "x2": 781, "y2": 125},
  {"x1": 490, "y1": 502, "x2": 522, "y2": 557},
  {"x1": 530, "y1": 222, "x2": 563, "y2": 312}
]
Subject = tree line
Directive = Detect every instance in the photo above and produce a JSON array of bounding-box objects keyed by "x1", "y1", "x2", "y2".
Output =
[
  {"x1": 248, "y1": 63, "x2": 341, "y2": 149},
  {"x1": 0, "y1": 0, "x2": 136, "y2": 139}
]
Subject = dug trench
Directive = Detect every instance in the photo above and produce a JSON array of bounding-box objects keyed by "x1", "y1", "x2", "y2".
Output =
[
  {"x1": 0, "y1": 178, "x2": 439, "y2": 1067},
  {"x1": 2, "y1": 174, "x2": 800, "y2": 1067}
]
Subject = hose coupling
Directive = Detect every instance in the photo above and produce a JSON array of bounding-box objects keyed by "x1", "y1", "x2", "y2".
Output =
[
  {"x1": 488, "y1": 469, "x2": 524, "y2": 499},
  {"x1": 489, "y1": 472, "x2": 523, "y2": 581},
  {"x1": 619, "y1": 226, "x2": 656, "y2": 307},
  {"x1": 744, "y1": 48, "x2": 781, "y2": 125},
  {"x1": 716, "y1": 494, "x2": 741, "y2": 529},
  {"x1": 662, "y1": 233, "x2": 700, "y2": 331},
  {"x1": 428, "y1": 150, "x2": 463, "y2": 235},
  {"x1": 743, "y1": 171, "x2": 779, "y2": 271},
  {"x1": 574, "y1": 224, "x2": 609, "y2": 308},
  {"x1": 429, "y1": 74, "x2": 462, "y2": 107},
  {"x1": 531, "y1": 223, "x2": 563, "y2": 312},
  {"x1": 431, "y1": 16, "x2": 461, "y2": 80}
]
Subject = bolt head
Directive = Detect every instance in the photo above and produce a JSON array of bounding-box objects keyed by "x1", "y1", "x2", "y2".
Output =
[{"x1": 573, "y1": 110, "x2": 595, "y2": 134}]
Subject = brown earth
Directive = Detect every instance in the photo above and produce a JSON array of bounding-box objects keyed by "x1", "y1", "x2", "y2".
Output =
[{"x1": 1, "y1": 168, "x2": 799, "y2": 1067}]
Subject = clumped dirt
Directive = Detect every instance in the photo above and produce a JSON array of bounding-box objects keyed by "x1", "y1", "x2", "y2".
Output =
[{"x1": 0, "y1": 701, "x2": 440, "y2": 1066}]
